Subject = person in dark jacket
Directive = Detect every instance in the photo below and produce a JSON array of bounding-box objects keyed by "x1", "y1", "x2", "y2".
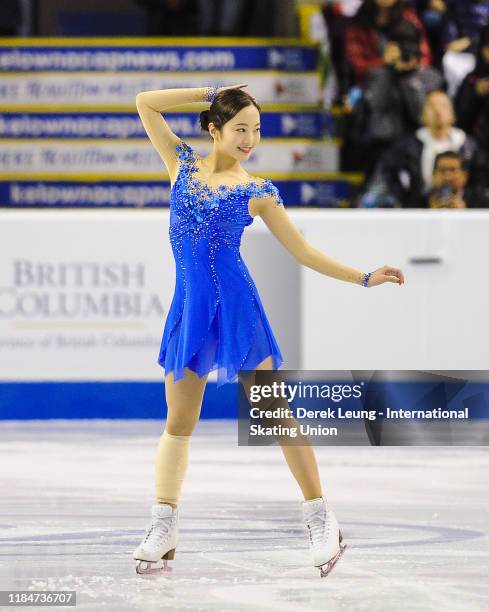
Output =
[
  {"x1": 441, "y1": 0, "x2": 489, "y2": 55},
  {"x1": 455, "y1": 24, "x2": 489, "y2": 140},
  {"x1": 412, "y1": 0, "x2": 448, "y2": 68},
  {"x1": 344, "y1": 0, "x2": 432, "y2": 87},
  {"x1": 454, "y1": 24, "x2": 489, "y2": 192},
  {"x1": 321, "y1": 1, "x2": 356, "y2": 100}
]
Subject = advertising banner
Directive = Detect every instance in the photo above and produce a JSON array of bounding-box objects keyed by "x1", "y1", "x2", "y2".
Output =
[
  {"x1": 0, "y1": 110, "x2": 335, "y2": 139},
  {"x1": 0, "y1": 41, "x2": 319, "y2": 73},
  {"x1": 0, "y1": 73, "x2": 320, "y2": 106},
  {"x1": 0, "y1": 139, "x2": 340, "y2": 174},
  {"x1": 0, "y1": 178, "x2": 358, "y2": 208}
]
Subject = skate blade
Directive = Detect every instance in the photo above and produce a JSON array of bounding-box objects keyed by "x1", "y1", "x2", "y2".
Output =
[
  {"x1": 318, "y1": 542, "x2": 347, "y2": 578},
  {"x1": 135, "y1": 559, "x2": 172, "y2": 575}
]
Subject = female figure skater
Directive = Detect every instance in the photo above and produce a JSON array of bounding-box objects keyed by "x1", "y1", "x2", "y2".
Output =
[{"x1": 132, "y1": 84, "x2": 405, "y2": 577}]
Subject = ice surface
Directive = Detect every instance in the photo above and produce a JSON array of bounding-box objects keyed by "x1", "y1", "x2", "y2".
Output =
[{"x1": 0, "y1": 419, "x2": 488, "y2": 611}]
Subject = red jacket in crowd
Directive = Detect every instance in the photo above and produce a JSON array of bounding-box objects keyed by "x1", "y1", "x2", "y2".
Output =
[{"x1": 344, "y1": 6, "x2": 432, "y2": 86}]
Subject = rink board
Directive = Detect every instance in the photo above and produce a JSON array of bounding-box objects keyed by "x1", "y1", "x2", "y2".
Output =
[{"x1": 2, "y1": 209, "x2": 489, "y2": 419}]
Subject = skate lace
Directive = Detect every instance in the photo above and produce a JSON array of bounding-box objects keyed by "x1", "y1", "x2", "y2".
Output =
[
  {"x1": 143, "y1": 517, "x2": 173, "y2": 549},
  {"x1": 306, "y1": 507, "x2": 330, "y2": 544}
]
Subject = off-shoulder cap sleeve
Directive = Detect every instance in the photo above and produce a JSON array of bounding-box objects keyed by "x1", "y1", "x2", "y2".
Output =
[{"x1": 250, "y1": 178, "x2": 284, "y2": 209}]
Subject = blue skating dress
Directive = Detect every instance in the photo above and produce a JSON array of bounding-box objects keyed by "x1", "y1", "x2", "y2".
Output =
[{"x1": 158, "y1": 139, "x2": 284, "y2": 387}]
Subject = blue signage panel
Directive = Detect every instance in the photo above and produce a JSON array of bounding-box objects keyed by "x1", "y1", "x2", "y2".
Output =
[
  {"x1": 0, "y1": 111, "x2": 335, "y2": 139},
  {"x1": 0, "y1": 44, "x2": 318, "y2": 72},
  {"x1": 0, "y1": 179, "x2": 357, "y2": 208}
]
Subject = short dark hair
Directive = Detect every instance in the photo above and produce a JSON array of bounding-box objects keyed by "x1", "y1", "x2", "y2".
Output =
[
  {"x1": 388, "y1": 19, "x2": 421, "y2": 59},
  {"x1": 433, "y1": 150, "x2": 465, "y2": 171},
  {"x1": 199, "y1": 88, "x2": 260, "y2": 137}
]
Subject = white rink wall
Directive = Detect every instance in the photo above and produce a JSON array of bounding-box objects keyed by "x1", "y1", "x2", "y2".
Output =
[{"x1": 1, "y1": 209, "x2": 488, "y2": 418}]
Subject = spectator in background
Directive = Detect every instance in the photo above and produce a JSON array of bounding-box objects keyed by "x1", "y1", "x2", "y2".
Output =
[
  {"x1": 442, "y1": 0, "x2": 489, "y2": 55},
  {"x1": 359, "y1": 90, "x2": 475, "y2": 207},
  {"x1": 454, "y1": 24, "x2": 489, "y2": 195},
  {"x1": 321, "y1": 1, "x2": 363, "y2": 100},
  {"x1": 344, "y1": 0, "x2": 432, "y2": 88},
  {"x1": 427, "y1": 151, "x2": 489, "y2": 208},
  {"x1": 413, "y1": 0, "x2": 447, "y2": 68},
  {"x1": 455, "y1": 24, "x2": 489, "y2": 142},
  {"x1": 343, "y1": 20, "x2": 443, "y2": 175},
  {"x1": 439, "y1": 0, "x2": 489, "y2": 96}
]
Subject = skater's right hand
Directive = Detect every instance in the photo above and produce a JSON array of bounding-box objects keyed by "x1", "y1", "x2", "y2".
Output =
[{"x1": 367, "y1": 265, "x2": 405, "y2": 287}]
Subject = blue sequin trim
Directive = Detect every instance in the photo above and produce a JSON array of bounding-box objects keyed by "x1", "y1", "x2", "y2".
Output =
[{"x1": 174, "y1": 140, "x2": 284, "y2": 203}]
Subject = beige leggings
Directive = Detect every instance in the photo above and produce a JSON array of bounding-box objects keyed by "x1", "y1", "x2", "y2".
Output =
[{"x1": 155, "y1": 357, "x2": 323, "y2": 508}]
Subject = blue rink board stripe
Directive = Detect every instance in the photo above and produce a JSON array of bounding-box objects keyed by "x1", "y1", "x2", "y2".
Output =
[
  {"x1": 0, "y1": 179, "x2": 356, "y2": 207},
  {"x1": 0, "y1": 382, "x2": 237, "y2": 420},
  {"x1": 0, "y1": 111, "x2": 335, "y2": 139},
  {"x1": 0, "y1": 45, "x2": 318, "y2": 72},
  {"x1": 2, "y1": 379, "x2": 488, "y2": 421}
]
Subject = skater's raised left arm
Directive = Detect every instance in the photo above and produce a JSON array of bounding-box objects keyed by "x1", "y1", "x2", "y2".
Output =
[{"x1": 253, "y1": 196, "x2": 405, "y2": 288}]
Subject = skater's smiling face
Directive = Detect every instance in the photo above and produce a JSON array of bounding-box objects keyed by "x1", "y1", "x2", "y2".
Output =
[
  {"x1": 200, "y1": 89, "x2": 261, "y2": 163},
  {"x1": 209, "y1": 104, "x2": 261, "y2": 159}
]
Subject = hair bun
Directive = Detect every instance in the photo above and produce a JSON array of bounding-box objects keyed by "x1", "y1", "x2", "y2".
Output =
[{"x1": 200, "y1": 110, "x2": 210, "y2": 132}]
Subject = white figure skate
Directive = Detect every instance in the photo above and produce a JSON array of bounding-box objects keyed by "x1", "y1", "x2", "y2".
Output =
[
  {"x1": 302, "y1": 497, "x2": 347, "y2": 577},
  {"x1": 133, "y1": 503, "x2": 178, "y2": 574}
]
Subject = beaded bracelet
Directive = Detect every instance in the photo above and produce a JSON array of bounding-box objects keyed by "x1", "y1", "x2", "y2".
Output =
[
  {"x1": 362, "y1": 272, "x2": 372, "y2": 287},
  {"x1": 204, "y1": 86, "x2": 218, "y2": 102}
]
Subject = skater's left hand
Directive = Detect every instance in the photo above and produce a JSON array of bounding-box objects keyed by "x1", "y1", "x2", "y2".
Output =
[{"x1": 367, "y1": 265, "x2": 405, "y2": 287}]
